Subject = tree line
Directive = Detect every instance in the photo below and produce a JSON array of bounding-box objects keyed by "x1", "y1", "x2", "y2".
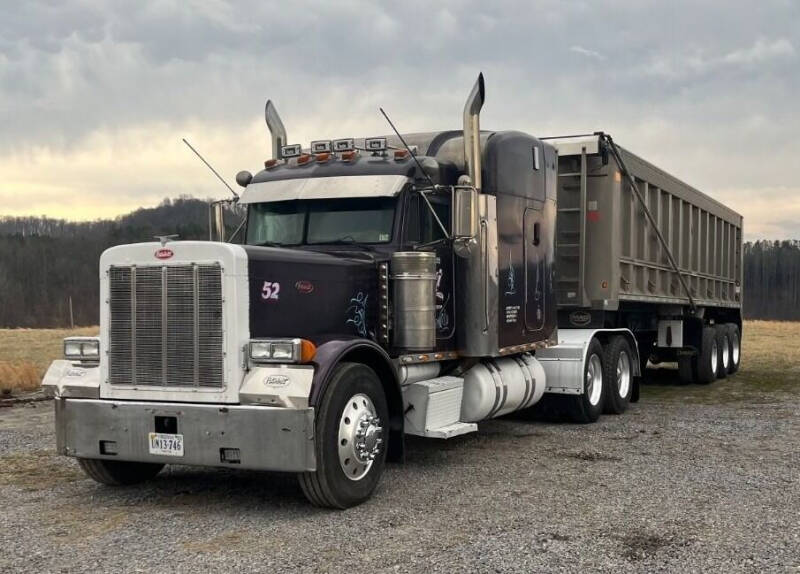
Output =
[
  {"x1": 0, "y1": 199, "x2": 797, "y2": 326},
  {"x1": 0, "y1": 197, "x2": 242, "y2": 328}
]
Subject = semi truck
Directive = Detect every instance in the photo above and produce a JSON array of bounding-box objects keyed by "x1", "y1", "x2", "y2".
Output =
[{"x1": 43, "y1": 74, "x2": 743, "y2": 508}]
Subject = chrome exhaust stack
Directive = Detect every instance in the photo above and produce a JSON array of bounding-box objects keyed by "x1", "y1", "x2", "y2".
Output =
[
  {"x1": 265, "y1": 100, "x2": 287, "y2": 159},
  {"x1": 462, "y1": 73, "x2": 485, "y2": 191}
]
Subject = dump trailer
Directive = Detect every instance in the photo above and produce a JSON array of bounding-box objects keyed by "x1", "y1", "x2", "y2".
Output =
[{"x1": 43, "y1": 74, "x2": 743, "y2": 508}]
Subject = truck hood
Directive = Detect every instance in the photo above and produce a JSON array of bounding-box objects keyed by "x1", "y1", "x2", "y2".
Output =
[{"x1": 243, "y1": 245, "x2": 379, "y2": 343}]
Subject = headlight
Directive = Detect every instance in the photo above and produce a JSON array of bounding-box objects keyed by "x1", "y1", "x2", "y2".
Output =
[
  {"x1": 64, "y1": 337, "x2": 101, "y2": 362},
  {"x1": 248, "y1": 338, "x2": 316, "y2": 364}
]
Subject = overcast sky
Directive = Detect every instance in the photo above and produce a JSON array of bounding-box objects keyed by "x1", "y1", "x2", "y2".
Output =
[{"x1": 1, "y1": 0, "x2": 798, "y2": 239}]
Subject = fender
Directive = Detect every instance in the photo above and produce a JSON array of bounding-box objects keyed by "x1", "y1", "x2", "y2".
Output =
[{"x1": 309, "y1": 338, "x2": 404, "y2": 462}]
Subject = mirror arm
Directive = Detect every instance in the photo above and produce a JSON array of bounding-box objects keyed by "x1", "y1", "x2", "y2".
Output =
[{"x1": 414, "y1": 186, "x2": 451, "y2": 241}]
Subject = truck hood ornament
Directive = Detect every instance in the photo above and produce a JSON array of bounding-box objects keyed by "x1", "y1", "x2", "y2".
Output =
[{"x1": 154, "y1": 234, "x2": 179, "y2": 247}]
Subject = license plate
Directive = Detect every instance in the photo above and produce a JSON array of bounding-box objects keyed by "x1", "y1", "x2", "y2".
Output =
[{"x1": 148, "y1": 432, "x2": 184, "y2": 457}]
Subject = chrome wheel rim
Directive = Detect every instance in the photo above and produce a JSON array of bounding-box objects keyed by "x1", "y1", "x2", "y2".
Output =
[
  {"x1": 732, "y1": 332, "x2": 740, "y2": 365},
  {"x1": 617, "y1": 350, "x2": 631, "y2": 398},
  {"x1": 721, "y1": 335, "x2": 730, "y2": 370},
  {"x1": 710, "y1": 340, "x2": 718, "y2": 375},
  {"x1": 337, "y1": 393, "x2": 383, "y2": 481},
  {"x1": 586, "y1": 354, "x2": 603, "y2": 406}
]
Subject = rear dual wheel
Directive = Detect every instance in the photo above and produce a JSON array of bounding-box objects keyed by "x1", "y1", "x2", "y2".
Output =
[
  {"x1": 564, "y1": 339, "x2": 605, "y2": 423},
  {"x1": 602, "y1": 336, "x2": 633, "y2": 415}
]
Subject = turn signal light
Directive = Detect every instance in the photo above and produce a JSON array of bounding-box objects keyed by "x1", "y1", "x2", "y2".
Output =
[{"x1": 300, "y1": 339, "x2": 317, "y2": 363}]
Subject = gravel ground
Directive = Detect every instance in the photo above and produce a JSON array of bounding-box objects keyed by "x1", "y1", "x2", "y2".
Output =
[{"x1": 1, "y1": 373, "x2": 798, "y2": 574}]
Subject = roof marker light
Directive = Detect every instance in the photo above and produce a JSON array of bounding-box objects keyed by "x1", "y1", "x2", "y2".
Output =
[
  {"x1": 281, "y1": 144, "x2": 302, "y2": 158},
  {"x1": 365, "y1": 137, "x2": 387, "y2": 153},
  {"x1": 264, "y1": 158, "x2": 279, "y2": 169},
  {"x1": 333, "y1": 138, "x2": 355, "y2": 152},
  {"x1": 310, "y1": 140, "x2": 332, "y2": 154},
  {"x1": 394, "y1": 149, "x2": 409, "y2": 160},
  {"x1": 296, "y1": 153, "x2": 314, "y2": 165},
  {"x1": 315, "y1": 152, "x2": 331, "y2": 163},
  {"x1": 340, "y1": 150, "x2": 358, "y2": 162}
]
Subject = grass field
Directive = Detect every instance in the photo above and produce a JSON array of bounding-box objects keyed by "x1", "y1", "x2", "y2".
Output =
[
  {"x1": 0, "y1": 321, "x2": 797, "y2": 398},
  {"x1": 0, "y1": 327, "x2": 98, "y2": 395}
]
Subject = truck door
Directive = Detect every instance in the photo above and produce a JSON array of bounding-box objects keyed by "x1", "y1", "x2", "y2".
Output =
[
  {"x1": 403, "y1": 191, "x2": 455, "y2": 340},
  {"x1": 524, "y1": 207, "x2": 546, "y2": 332}
]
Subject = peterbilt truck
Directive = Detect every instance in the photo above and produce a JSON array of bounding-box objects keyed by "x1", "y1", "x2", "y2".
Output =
[{"x1": 43, "y1": 74, "x2": 743, "y2": 508}]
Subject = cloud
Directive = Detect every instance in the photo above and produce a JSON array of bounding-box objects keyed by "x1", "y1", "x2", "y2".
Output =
[
  {"x1": 570, "y1": 45, "x2": 605, "y2": 60},
  {"x1": 721, "y1": 37, "x2": 794, "y2": 65},
  {"x1": 0, "y1": 0, "x2": 799, "y2": 239}
]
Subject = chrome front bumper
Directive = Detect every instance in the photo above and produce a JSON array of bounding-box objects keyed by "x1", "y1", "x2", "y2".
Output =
[{"x1": 55, "y1": 399, "x2": 316, "y2": 472}]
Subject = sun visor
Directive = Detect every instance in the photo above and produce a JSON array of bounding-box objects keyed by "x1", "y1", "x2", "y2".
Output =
[{"x1": 240, "y1": 175, "x2": 410, "y2": 203}]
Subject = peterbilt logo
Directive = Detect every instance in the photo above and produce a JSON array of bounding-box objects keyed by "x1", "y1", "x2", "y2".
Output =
[
  {"x1": 155, "y1": 248, "x2": 174, "y2": 260},
  {"x1": 569, "y1": 310, "x2": 592, "y2": 326},
  {"x1": 294, "y1": 280, "x2": 314, "y2": 294},
  {"x1": 264, "y1": 375, "x2": 291, "y2": 387}
]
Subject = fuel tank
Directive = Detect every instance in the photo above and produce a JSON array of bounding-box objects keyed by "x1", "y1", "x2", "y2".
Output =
[{"x1": 460, "y1": 353, "x2": 546, "y2": 422}]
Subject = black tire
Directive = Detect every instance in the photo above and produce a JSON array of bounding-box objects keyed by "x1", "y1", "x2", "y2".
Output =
[
  {"x1": 695, "y1": 326, "x2": 718, "y2": 385},
  {"x1": 78, "y1": 458, "x2": 164, "y2": 486},
  {"x1": 602, "y1": 336, "x2": 634, "y2": 414},
  {"x1": 715, "y1": 324, "x2": 730, "y2": 380},
  {"x1": 726, "y1": 323, "x2": 741, "y2": 374},
  {"x1": 677, "y1": 353, "x2": 695, "y2": 384},
  {"x1": 564, "y1": 339, "x2": 605, "y2": 423},
  {"x1": 298, "y1": 362, "x2": 388, "y2": 509}
]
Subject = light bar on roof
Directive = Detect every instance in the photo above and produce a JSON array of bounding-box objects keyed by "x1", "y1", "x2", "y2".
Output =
[
  {"x1": 333, "y1": 138, "x2": 355, "y2": 152},
  {"x1": 281, "y1": 144, "x2": 302, "y2": 158},
  {"x1": 310, "y1": 140, "x2": 332, "y2": 154},
  {"x1": 365, "y1": 137, "x2": 387, "y2": 152}
]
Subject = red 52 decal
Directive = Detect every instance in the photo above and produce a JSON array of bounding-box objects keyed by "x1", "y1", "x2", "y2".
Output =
[{"x1": 261, "y1": 281, "x2": 280, "y2": 300}]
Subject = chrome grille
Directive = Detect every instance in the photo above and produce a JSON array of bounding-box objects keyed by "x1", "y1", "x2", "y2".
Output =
[{"x1": 108, "y1": 264, "x2": 224, "y2": 387}]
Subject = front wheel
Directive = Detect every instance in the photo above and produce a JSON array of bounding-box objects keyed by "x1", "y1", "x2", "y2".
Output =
[
  {"x1": 298, "y1": 362, "x2": 388, "y2": 509},
  {"x1": 565, "y1": 338, "x2": 605, "y2": 423},
  {"x1": 78, "y1": 458, "x2": 164, "y2": 485}
]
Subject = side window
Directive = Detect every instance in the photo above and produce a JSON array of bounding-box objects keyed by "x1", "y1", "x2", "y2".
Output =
[{"x1": 404, "y1": 193, "x2": 450, "y2": 244}]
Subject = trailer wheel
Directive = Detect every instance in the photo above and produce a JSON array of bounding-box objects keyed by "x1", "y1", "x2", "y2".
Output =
[
  {"x1": 298, "y1": 362, "x2": 388, "y2": 509},
  {"x1": 725, "y1": 323, "x2": 741, "y2": 374},
  {"x1": 602, "y1": 336, "x2": 633, "y2": 414},
  {"x1": 715, "y1": 325, "x2": 730, "y2": 380},
  {"x1": 77, "y1": 458, "x2": 164, "y2": 486},
  {"x1": 677, "y1": 353, "x2": 695, "y2": 384},
  {"x1": 565, "y1": 339, "x2": 604, "y2": 423},
  {"x1": 695, "y1": 326, "x2": 718, "y2": 384}
]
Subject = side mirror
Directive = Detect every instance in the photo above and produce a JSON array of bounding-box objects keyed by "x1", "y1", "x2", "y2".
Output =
[
  {"x1": 452, "y1": 187, "x2": 478, "y2": 258},
  {"x1": 452, "y1": 187, "x2": 478, "y2": 239}
]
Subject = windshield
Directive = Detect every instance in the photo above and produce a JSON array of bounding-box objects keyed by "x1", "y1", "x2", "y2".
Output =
[{"x1": 246, "y1": 197, "x2": 396, "y2": 246}]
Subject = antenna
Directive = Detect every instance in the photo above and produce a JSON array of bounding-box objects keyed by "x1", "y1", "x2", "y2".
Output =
[
  {"x1": 379, "y1": 107, "x2": 449, "y2": 240},
  {"x1": 182, "y1": 138, "x2": 239, "y2": 201},
  {"x1": 379, "y1": 108, "x2": 438, "y2": 190}
]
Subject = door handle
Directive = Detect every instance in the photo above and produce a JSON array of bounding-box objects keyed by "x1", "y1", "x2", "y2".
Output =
[{"x1": 533, "y1": 222, "x2": 541, "y2": 246}]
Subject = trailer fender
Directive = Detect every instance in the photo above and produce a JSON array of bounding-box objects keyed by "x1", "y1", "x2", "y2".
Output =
[
  {"x1": 309, "y1": 339, "x2": 404, "y2": 462},
  {"x1": 537, "y1": 328, "x2": 640, "y2": 395}
]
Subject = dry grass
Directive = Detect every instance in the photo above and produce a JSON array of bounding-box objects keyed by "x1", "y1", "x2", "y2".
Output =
[
  {"x1": 0, "y1": 361, "x2": 42, "y2": 395},
  {"x1": 0, "y1": 326, "x2": 98, "y2": 395}
]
